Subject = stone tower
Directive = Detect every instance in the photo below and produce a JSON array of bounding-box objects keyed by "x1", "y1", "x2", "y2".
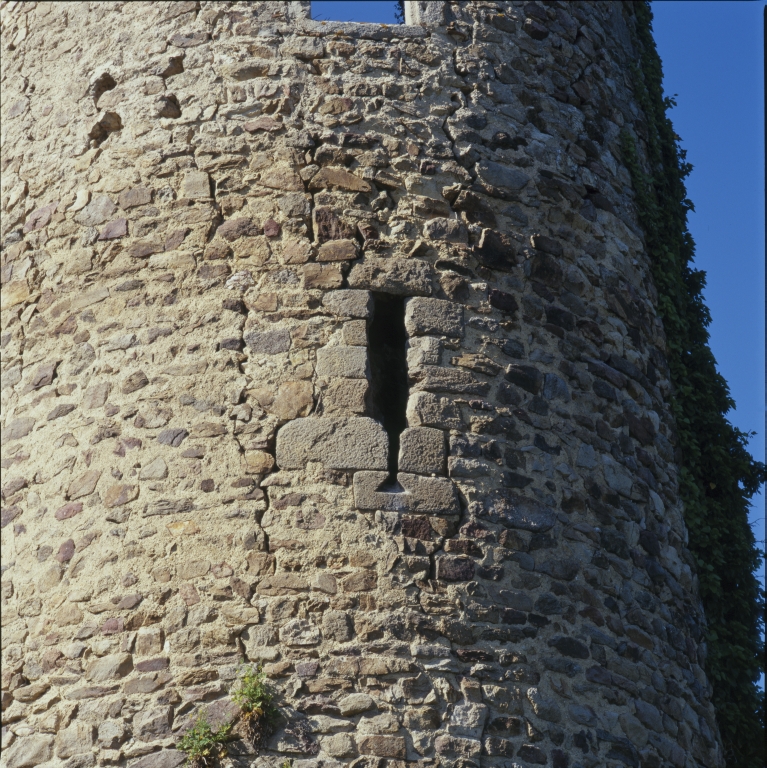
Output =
[{"x1": 0, "y1": 2, "x2": 725, "y2": 768}]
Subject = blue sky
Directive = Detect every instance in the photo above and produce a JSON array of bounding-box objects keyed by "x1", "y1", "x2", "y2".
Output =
[{"x1": 312, "y1": 1, "x2": 766, "y2": 555}]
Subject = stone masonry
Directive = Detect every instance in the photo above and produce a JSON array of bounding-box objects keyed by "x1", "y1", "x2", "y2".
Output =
[{"x1": 1, "y1": 2, "x2": 723, "y2": 768}]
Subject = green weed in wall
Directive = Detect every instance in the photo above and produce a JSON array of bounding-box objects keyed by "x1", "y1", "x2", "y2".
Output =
[{"x1": 623, "y1": 4, "x2": 765, "y2": 766}]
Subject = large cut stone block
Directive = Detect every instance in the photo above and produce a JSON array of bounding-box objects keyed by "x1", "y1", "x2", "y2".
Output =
[
  {"x1": 322, "y1": 289, "x2": 372, "y2": 318},
  {"x1": 316, "y1": 346, "x2": 369, "y2": 379},
  {"x1": 276, "y1": 417, "x2": 387, "y2": 470},
  {"x1": 353, "y1": 472, "x2": 459, "y2": 513},
  {"x1": 407, "y1": 392, "x2": 463, "y2": 429},
  {"x1": 398, "y1": 427, "x2": 445, "y2": 475},
  {"x1": 405, "y1": 297, "x2": 463, "y2": 337},
  {"x1": 348, "y1": 257, "x2": 433, "y2": 296}
]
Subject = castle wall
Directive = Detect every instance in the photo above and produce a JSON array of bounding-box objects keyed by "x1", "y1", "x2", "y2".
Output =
[{"x1": 1, "y1": 3, "x2": 723, "y2": 767}]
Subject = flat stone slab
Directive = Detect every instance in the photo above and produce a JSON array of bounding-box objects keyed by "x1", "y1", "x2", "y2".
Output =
[
  {"x1": 276, "y1": 417, "x2": 388, "y2": 471},
  {"x1": 398, "y1": 427, "x2": 446, "y2": 475},
  {"x1": 316, "y1": 346, "x2": 369, "y2": 379},
  {"x1": 353, "y1": 472, "x2": 459, "y2": 514}
]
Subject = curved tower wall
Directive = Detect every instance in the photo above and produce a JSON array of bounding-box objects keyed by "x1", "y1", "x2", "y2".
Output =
[{"x1": 1, "y1": 3, "x2": 723, "y2": 768}]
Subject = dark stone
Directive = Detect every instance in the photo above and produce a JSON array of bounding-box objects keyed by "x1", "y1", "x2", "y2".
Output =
[
  {"x1": 218, "y1": 337, "x2": 243, "y2": 351},
  {"x1": 499, "y1": 339, "x2": 524, "y2": 359},
  {"x1": 157, "y1": 428, "x2": 188, "y2": 447},
  {"x1": 545, "y1": 305, "x2": 575, "y2": 331},
  {"x1": 453, "y1": 190, "x2": 497, "y2": 227},
  {"x1": 483, "y1": 491, "x2": 556, "y2": 531},
  {"x1": 56, "y1": 539, "x2": 76, "y2": 562},
  {"x1": 537, "y1": 558, "x2": 580, "y2": 581},
  {"x1": 484, "y1": 737, "x2": 515, "y2": 757},
  {"x1": 504, "y1": 364, "x2": 542, "y2": 394},
  {"x1": 475, "y1": 228, "x2": 518, "y2": 271},
  {"x1": 437, "y1": 556, "x2": 475, "y2": 582},
  {"x1": 115, "y1": 280, "x2": 144, "y2": 292},
  {"x1": 488, "y1": 289, "x2": 518, "y2": 313},
  {"x1": 593, "y1": 379, "x2": 617, "y2": 401},
  {"x1": 600, "y1": 530, "x2": 630, "y2": 560},
  {"x1": 454, "y1": 649, "x2": 493, "y2": 662},
  {"x1": 314, "y1": 207, "x2": 355, "y2": 243},
  {"x1": 638, "y1": 529, "x2": 661, "y2": 558},
  {"x1": 217, "y1": 218, "x2": 258, "y2": 241},
  {"x1": 529, "y1": 253, "x2": 563, "y2": 288},
  {"x1": 98, "y1": 218, "x2": 128, "y2": 240},
  {"x1": 548, "y1": 636, "x2": 590, "y2": 659},
  {"x1": 402, "y1": 516, "x2": 432, "y2": 540},
  {"x1": 534, "y1": 434, "x2": 560, "y2": 455},
  {"x1": 164, "y1": 229, "x2": 188, "y2": 251},
  {"x1": 1, "y1": 505, "x2": 22, "y2": 528},
  {"x1": 517, "y1": 744, "x2": 547, "y2": 763},
  {"x1": 502, "y1": 472, "x2": 533, "y2": 489},
  {"x1": 625, "y1": 413, "x2": 656, "y2": 445},
  {"x1": 500, "y1": 608, "x2": 527, "y2": 625},
  {"x1": 586, "y1": 359, "x2": 627, "y2": 388}
]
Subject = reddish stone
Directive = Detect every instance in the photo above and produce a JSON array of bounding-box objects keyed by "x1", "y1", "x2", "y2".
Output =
[
  {"x1": 263, "y1": 218, "x2": 281, "y2": 237},
  {"x1": 243, "y1": 117, "x2": 283, "y2": 132},
  {"x1": 23, "y1": 202, "x2": 58, "y2": 233},
  {"x1": 55, "y1": 502, "x2": 83, "y2": 521},
  {"x1": 101, "y1": 618, "x2": 124, "y2": 635},
  {"x1": 56, "y1": 539, "x2": 75, "y2": 562},
  {"x1": 98, "y1": 218, "x2": 128, "y2": 240},
  {"x1": 135, "y1": 657, "x2": 170, "y2": 673}
]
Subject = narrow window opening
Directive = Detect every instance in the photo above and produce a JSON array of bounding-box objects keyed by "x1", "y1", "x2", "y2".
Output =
[{"x1": 367, "y1": 293, "x2": 409, "y2": 488}]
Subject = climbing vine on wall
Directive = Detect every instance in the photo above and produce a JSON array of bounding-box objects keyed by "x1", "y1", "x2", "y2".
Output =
[{"x1": 623, "y1": 4, "x2": 765, "y2": 766}]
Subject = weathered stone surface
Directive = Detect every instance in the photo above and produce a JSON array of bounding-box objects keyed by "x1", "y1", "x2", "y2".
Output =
[
  {"x1": 318, "y1": 239, "x2": 358, "y2": 262},
  {"x1": 245, "y1": 329, "x2": 291, "y2": 354},
  {"x1": 353, "y1": 472, "x2": 459, "y2": 513},
  {"x1": 55, "y1": 722, "x2": 94, "y2": 759},
  {"x1": 74, "y1": 194, "x2": 116, "y2": 226},
  {"x1": 129, "y1": 750, "x2": 185, "y2": 768},
  {"x1": 482, "y1": 491, "x2": 556, "y2": 531},
  {"x1": 405, "y1": 298, "x2": 463, "y2": 338},
  {"x1": 398, "y1": 427, "x2": 445, "y2": 474},
  {"x1": 181, "y1": 171, "x2": 211, "y2": 199},
  {"x1": 133, "y1": 706, "x2": 173, "y2": 741},
  {"x1": 348, "y1": 257, "x2": 433, "y2": 296},
  {"x1": 276, "y1": 418, "x2": 387, "y2": 470},
  {"x1": 309, "y1": 167, "x2": 371, "y2": 193},
  {"x1": 406, "y1": 392, "x2": 463, "y2": 429},
  {"x1": 3, "y1": 734, "x2": 54, "y2": 768},
  {"x1": 316, "y1": 346, "x2": 369, "y2": 379},
  {"x1": 322, "y1": 289, "x2": 372, "y2": 318},
  {"x1": 85, "y1": 653, "x2": 133, "y2": 682},
  {"x1": 67, "y1": 470, "x2": 101, "y2": 500},
  {"x1": 475, "y1": 160, "x2": 530, "y2": 193}
]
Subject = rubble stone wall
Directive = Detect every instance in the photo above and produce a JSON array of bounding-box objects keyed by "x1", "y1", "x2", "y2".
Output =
[{"x1": 0, "y1": 2, "x2": 724, "y2": 767}]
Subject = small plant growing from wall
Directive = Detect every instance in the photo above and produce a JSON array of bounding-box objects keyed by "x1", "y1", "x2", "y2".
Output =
[
  {"x1": 177, "y1": 713, "x2": 233, "y2": 768},
  {"x1": 231, "y1": 665, "x2": 279, "y2": 747},
  {"x1": 177, "y1": 666, "x2": 278, "y2": 765}
]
